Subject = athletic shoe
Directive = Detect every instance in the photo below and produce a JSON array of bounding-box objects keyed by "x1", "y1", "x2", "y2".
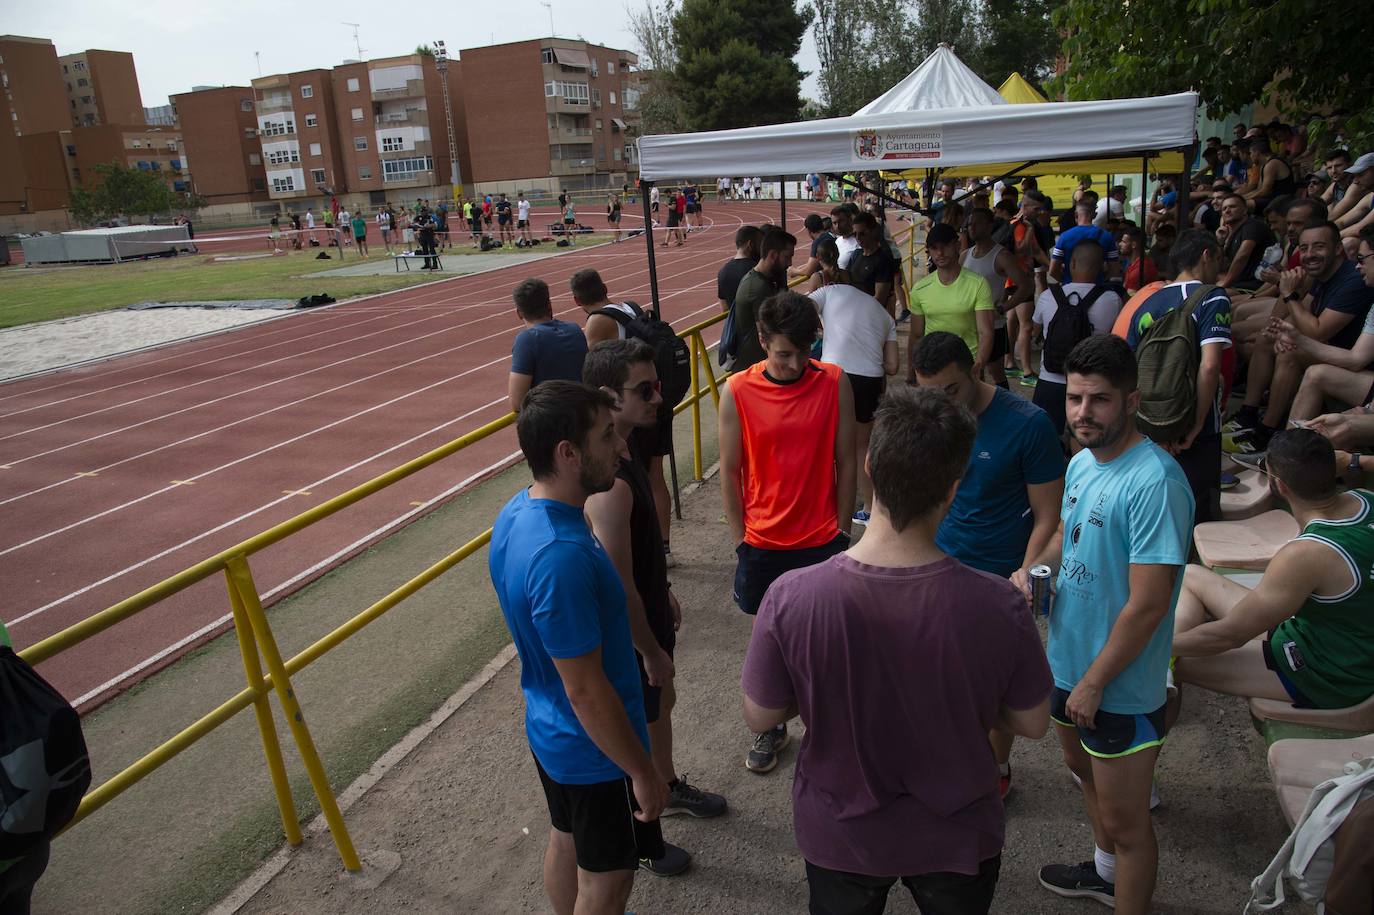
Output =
[
  {"x1": 1019, "y1": 372, "x2": 1039, "y2": 387},
  {"x1": 1219, "y1": 471, "x2": 1240, "y2": 490},
  {"x1": 639, "y1": 842, "x2": 691, "y2": 877},
  {"x1": 664, "y1": 778, "x2": 727, "y2": 818},
  {"x1": 1223, "y1": 429, "x2": 1265, "y2": 455},
  {"x1": 746, "y1": 724, "x2": 790, "y2": 773},
  {"x1": 1004, "y1": 366, "x2": 1023, "y2": 378},
  {"x1": 852, "y1": 509, "x2": 871, "y2": 525},
  {"x1": 999, "y1": 764, "x2": 1013, "y2": 802},
  {"x1": 896, "y1": 308, "x2": 911, "y2": 324},
  {"x1": 1038, "y1": 861, "x2": 1115, "y2": 907},
  {"x1": 1230, "y1": 452, "x2": 1266, "y2": 473}
]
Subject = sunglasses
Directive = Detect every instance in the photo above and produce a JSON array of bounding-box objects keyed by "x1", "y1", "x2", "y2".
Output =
[
  {"x1": 1356, "y1": 252, "x2": 1374, "y2": 265},
  {"x1": 620, "y1": 379, "x2": 661, "y2": 402}
]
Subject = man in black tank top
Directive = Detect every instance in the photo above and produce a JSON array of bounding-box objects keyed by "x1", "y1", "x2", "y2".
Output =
[{"x1": 583, "y1": 340, "x2": 728, "y2": 877}]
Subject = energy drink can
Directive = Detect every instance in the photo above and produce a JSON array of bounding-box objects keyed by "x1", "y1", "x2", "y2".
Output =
[{"x1": 1029, "y1": 564, "x2": 1054, "y2": 617}]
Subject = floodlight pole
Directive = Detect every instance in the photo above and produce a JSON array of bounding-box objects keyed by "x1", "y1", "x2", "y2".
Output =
[{"x1": 433, "y1": 41, "x2": 462, "y2": 198}]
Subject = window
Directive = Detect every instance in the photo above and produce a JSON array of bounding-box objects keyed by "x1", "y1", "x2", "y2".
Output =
[
  {"x1": 252, "y1": 177, "x2": 266, "y2": 191},
  {"x1": 359, "y1": 165, "x2": 372, "y2": 180},
  {"x1": 305, "y1": 113, "x2": 317, "y2": 128},
  {"x1": 150, "y1": 161, "x2": 161, "y2": 171},
  {"x1": 549, "y1": 143, "x2": 593, "y2": 160},
  {"x1": 301, "y1": 85, "x2": 313, "y2": 99},
  {"x1": 382, "y1": 135, "x2": 405, "y2": 152},
  {"x1": 553, "y1": 82, "x2": 590, "y2": 104},
  {"x1": 347, "y1": 77, "x2": 360, "y2": 92},
  {"x1": 65, "y1": 144, "x2": 75, "y2": 156},
  {"x1": 609, "y1": 91, "x2": 617, "y2": 106},
  {"x1": 260, "y1": 118, "x2": 294, "y2": 136},
  {"x1": 241, "y1": 99, "x2": 253, "y2": 112},
  {"x1": 623, "y1": 87, "x2": 641, "y2": 111},
  {"x1": 591, "y1": 59, "x2": 598, "y2": 77},
  {"x1": 350, "y1": 107, "x2": 363, "y2": 121},
  {"x1": 595, "y1": 119, "x2": 602, "y2": 130},
  {"x1": 66, "y1": 82, "x2": 72, "y2": 92},
  {"x1": 608, "y1": 61, "x2": 615, "y2": 74},
  {"x1": 70, "y1": 100, "x2": 76, "y2": 109},
  {"x1": 80, "y1": 95, "x2": 92, "y2": 104},
  {"x1": 309, "y1": 142, "x2": 321, "y2": 156},
  {"x1": 244, "y1": 128, "x2": 257, "y2": 139},
  {"x1": 167, "y1": 140, "x2": 177, "y2": 151},
  {"x1": 311, "y1": 168, "x2": 326, "y2": 185},
  {"x1": 354, "y1": 136, "x2": 367, "y2": 151},
  {"x1": 381, "y1": 155, "x2": 434, "y2": 182},
  {"x1": 544, "y1": 81, "x2": 556, "y2": 97},
  {"x1": 265, "y1": 148, "x2": 299, "y2": 164},
  {"x1": 77, "y1": 78, "x2": 88, "y2": 87},
  {"x1": 249, "y1": 153, "x2": 261, "y2": 165},
  {"x1": 171, "y1": 159, "x2": 182, "y2": 171},
  {"x1": 541, "y1": 48, "x2": 554, "y2": 64},
  {"x1": 613, "y1": 147, "x2": 622, "y2": 162},
  {"x1": 597, "y1": 147, "x2": 605, "y2": 162},
  {"x1": 272, "y1": 176, "x2": 296, "y2": 192},
  {"x1": 62, "y1": 64, "x2": 68, "y2": 74},
  {"x1": 591, "y1": 87, "x2": 600, "y2": 106},
  {"x1": 132, "y1": 139, "x2": 142, "y2": 148},
  {"x1": 74, "y1": 60, "x2": 85, "y2": 70}
]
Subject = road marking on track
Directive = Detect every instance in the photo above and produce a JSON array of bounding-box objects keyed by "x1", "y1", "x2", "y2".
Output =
[
  {"x1": 170, "y1": 480, "x2": 196, "y2": 486},
  {"x1": 281, "y1": 489, "x2": 312, "y2": 497},
  {"x1": 75, "y1": 471, "x2": 99, "y2": 476}
]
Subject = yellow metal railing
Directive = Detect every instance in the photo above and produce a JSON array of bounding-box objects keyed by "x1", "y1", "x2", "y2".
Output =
[{"x1": 20, "y1": 311, "x2": 730, "y2": 872}]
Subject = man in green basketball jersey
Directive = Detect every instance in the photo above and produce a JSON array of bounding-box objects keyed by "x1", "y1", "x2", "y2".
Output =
[{"x1": 1170, "y1": 428, "x2": 1374, "y2": 714}]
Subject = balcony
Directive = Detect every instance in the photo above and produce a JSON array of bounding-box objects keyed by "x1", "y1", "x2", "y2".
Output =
[
  {"x1": 370, "y1": 78, "x2": 427, "y2": 101},
  {"x1": 374, "y1": 110, "x2": 428, "y2": 128},
  {"x1": 548, "y1": 126, "x2": 593, "y2": 143},
  {"x1": 549, "y1": 159, "x2": 595, "y2": 177},
  {"x1": 548, "y1": 96, "x2": 591, "y2": 114}
]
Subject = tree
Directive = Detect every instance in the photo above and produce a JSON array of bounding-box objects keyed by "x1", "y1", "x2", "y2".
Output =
[
  {"x1": 972, "y1": 0, "x2": 1056, "y2": 86},
  {"x1": 1052, "y1": 0, "x2": 1374, "y2": 152},
  {"x1": 811, "y1": 0, "x2": 916, "y2": 116},
  {"x1": 670, "y1": 0, "x2": 813, "y2": 131},
  {"x1": 67, "y1": 161, "x2": 178, "y2": 224},
  {"x1": 414, "y1": 44, "x2": 435, "y2": 58},
  {"x1": 626, "y1": 0, "x2": 687, "y2": 135}
]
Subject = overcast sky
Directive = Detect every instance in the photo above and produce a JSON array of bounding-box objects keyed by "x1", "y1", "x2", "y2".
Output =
[{"x1": 7, "y1": 0, "x2": 823, "y2": 108}]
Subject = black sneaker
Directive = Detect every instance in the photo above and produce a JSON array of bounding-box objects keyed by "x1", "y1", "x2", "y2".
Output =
[
  {"x1": 664, "y1": 777, "x2": 727, "y2": 818},
  {"x1": 745, "y1": 724, "x2": 790, "y2": 773},
  {"x1": 1038, "y1": 861, "x2": 1115, "y2": 907},
  {"x1": 639, "y1": 841, "x2": 691, "y2": 877}
]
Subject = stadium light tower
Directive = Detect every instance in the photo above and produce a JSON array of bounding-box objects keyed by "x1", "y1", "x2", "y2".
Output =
[{"x1": 432, "y1": 40, "x2": 462, "y2": 199}]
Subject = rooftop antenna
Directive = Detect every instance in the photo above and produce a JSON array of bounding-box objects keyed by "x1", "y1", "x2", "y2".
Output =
[
  {"x1": 342, "y1": 22, "x2": 365, "y2": 60},
  {"x1": 538, "y1": 0, "x2": 554, "y2": 37},
  {"x1": 254, "y1": 51, "x2": 261, "y2": 77}
]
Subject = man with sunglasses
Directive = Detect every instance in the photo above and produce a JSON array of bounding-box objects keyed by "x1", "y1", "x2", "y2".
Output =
[
  {"x1": 583, "y1": 340, "x2": 728, "y2": 879},
  {"x1": 1170, "y1": 429, "x2": 1374, "y2": 716}
]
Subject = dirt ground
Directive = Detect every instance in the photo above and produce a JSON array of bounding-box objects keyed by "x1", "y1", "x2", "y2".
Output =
[{"x1": 225, "y1": 476, "x2": 1298, "y2": 915}]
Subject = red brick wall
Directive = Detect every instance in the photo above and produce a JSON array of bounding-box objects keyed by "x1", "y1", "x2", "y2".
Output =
[
  {"x1": 86, "y1": 50, "x2": 144, "y2": 126},
  {"x1": 458, "y1": 41, "x2": 550, "y2": 183},
  {"x1": 173, "y1": 87, "x2": 269, "y2": 204}
]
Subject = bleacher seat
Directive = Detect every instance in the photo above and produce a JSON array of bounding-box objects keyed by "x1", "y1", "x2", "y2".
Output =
[
  {"x1": 1250, "y1": 692, "x2": 1374, "y2": 736},
  {"x1": 1220, "y1": 468, "x2": 1273, "y2": 521},
  {"x1": 1267, "y1": 733, "x2": 1374, "y2": 827},
  {"x1": 1194, "y1": 510, "x2": 1299, "y2": 570}
]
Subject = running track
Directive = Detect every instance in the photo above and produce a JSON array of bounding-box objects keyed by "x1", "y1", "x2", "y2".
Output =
[{"x1": 0, "y1": 200, "x2": 815, "y2": 710}]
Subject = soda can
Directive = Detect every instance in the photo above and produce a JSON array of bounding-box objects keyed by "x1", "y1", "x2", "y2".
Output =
[{"x1": 1029, "y1": 564, "x2": 1054, "y2": 618}]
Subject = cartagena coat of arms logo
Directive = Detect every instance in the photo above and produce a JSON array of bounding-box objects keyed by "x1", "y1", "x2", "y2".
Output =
[{"x1": 854, "y1": 131, "x2": 881, "y2": 160}]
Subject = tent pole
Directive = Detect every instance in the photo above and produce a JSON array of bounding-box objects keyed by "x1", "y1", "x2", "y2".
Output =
[
  {"x1": 1140, "y1": 156, "x2": 1148, "y2": 233},
  {"x1": 1178, "y1": 149, "x2": 1193, "y2": 233},
  {"x1": 642, "y1": 181, "x2": 662, "y2": 320},
  {"x1": 779, "y1": 175, "x2": 786, "y2": 227}
]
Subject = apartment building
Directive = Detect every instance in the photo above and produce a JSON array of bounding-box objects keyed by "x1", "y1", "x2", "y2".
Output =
[
  {"x1": 0, "y1": 35, "x2": 70, "y2": 213},
  {"x1": 171, "y1": 86, "x2": 268, "y2": 205},
  {"x1": 457, "y1": 38, "x2": 641, "y2": 194},
  {"x1": 71, "y1": 124, "x2": 190, "y2": 195},
  {"x1": 58, "y1": 49, "x2": 144, "y2": 128},
  {"x1": 249, "y1": 68, "x2": 349, "y2": 202}
]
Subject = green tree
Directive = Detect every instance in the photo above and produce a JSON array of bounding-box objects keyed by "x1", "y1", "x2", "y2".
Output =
[
  {"x1": 1052, "y1": 0, "x2": 1374, "y2": 152},
  {"x1": 670, "y1": 0, "x2": 813, "y2": 130},
  {"x1": 626, "y1": 0, "x2": 687, "y2": 135},
  {"x1": 971, "y1": 0, "x2": 1056, "y2": 86},
  {"x1": 67, "y1": 161, "x2": 178, "y2": 224},
  {"x1": 811, "y1": 0, "x2": 917, "y2": 116}
]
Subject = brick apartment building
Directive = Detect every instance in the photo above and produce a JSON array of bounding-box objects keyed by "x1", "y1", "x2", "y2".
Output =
[
  {"x1": 458, "y1": 38, "x2": 641, "y2": 194},
  {"x1": 70, "y1": 124, "x2": 191, "y2": 196},
  {"x1": 0, "y1": 35, "x2": 70, "y2": 213},
  {"x1": 59, "y1": 49, "x2": 143, "y2": 128},
  {"x1": 171, "y1": 86, "x2": 269, "y2": 206}
]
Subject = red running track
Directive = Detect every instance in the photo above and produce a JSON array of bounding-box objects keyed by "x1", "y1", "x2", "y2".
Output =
[{"x1": 0, "y1": 200, "x2": 820, "y2": 710}]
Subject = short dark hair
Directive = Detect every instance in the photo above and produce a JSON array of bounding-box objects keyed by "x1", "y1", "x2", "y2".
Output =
[
  {"x1": 1074, "y1": 200, "x2": 1095, "y2": 217},
  {"x1": 814, "y1": 238, "x2": 841, "y2": 269},
  {"x1": 569, "y1": 268, "x2": 608, "y2": 306},
  {"x1": 1266, "y1": 429, "x2": 1339, "y2": 501},
  {"x1": 830, "y1": 203, "x2": 851, "y2": 218},
  {"x1": 1120, "y1": 224, "x2": 1146, "y2": 244},
  {"x1": 1070, "y1": 240, "x2": 1105, "y2": 274},
  {"x1": 1286, "y1": 196, "x2": 1328, "y2": 222},
  {"x1": 940, "y1": 177, "x2": 958, "y2": 189},
  {"x1": 1299, "y1": 220, "x2": 1343, "y2": 247},
  {"x1": 512, "y1": 278, "x2": 552, "y2": 320},
  {"x1": 1064, "y1": 334, "x2": 1137, "y2": 392},
  {"x1": 1024, "y1": 189, "x2": 1049, "y2": 208},
  {"x1": 868, "y1": 386, "x2": 977, "y2": 532},
  {"x1": 1360, "y1": 224, "x2": 1374, "y2": 249},
  {"x1": 582, "y1": 338, "x2": 656, "y2": 392},
  {"x1": 1264, "y1": 195, "x2": 1295, "y2": 218},
  {"x1": 1170, "y1": 228, "x2": 1221, "y2": 272},
  {"x1": 852, "y1": 211, "x2": 877, "y2": 231},
  {"x1": 993, "y1": 199, "x2": 1017, "y2": 216},
  {"x1": 757, "y1": 290, "x2": 820, "y2": 349},
  {"x1": 968, "y1": 206, "x2": 994, "y2": 225},
  {"x1": 516, "y1": 381, "x2": 616, "y2": 479},
  {"x1": 760, "y1": 227, "x2": 797, "y2": 258},
  {"x1": 1327, "y1": 148, "x2": 1352, "y2": 164},
  {"x1": 926, "y1": 222, "x2": 959, "y2": 247},
  {"x1": 803, "y1": 213, "x2": 825, "y2": 233},
  {"x1": 735, "y1": 224, "x2": 764, "y2": 250},
  {"x1": 911, "y1": 330, "x2": 973, "y2": 376}
]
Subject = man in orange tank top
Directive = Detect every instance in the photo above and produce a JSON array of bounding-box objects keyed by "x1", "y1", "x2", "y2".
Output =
[{"x1": 719, "y1": 290, "x2": 856, "y2": 774}]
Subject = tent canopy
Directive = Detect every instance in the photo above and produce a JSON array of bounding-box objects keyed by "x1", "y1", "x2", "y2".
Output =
[
  {"x1": 855, "y1": 44, "x2": 1005, "y2": 115},
  {"x1": 997, "y1": 72, "x2": 1048, "y2": 105}
]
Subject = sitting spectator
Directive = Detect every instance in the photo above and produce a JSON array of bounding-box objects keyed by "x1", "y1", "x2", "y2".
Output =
[
  {"x1": 1241, "y1": 137, "x2": 1298, "y2": 212},
  {"x1": 508, "y1": 278, "x2": 590, "y2": 413},
  {"x1": 1217, "y1": 193, "x2": 1277, "y2": 292},
  {"x1": 788, "y1": 214, "x2": 832, "y2": 281},
  {"x1": 1220, "y1": 143, "x2": 1246, "y2": 185},
  {"x1": 845, "y1": 212, "x2": 898, "y2": 314},
  {"x1": 730, "y1": 229, "x2": 795, "y2": 370},
  {"x1": 742, "y1": 385, "x2": 1051, "y2": 915},
  {"x1": 1033, "y1": 243, "x2": 1124, "y2": 435},
  {"x1": 1333, "y1": 154, "x2": 1374, "y2": 250},
  {"x1": 1146, "y1": 177, "x2": 1179, "y2": 236},
  {"x1": 1051, "y1": 201, "x2": 1121, "y2": 283},
  {"x1": 1124, "y1": 230, "x2": 1232, "y2": 523},
  {"x1": 1228, "y1": 221, "x2": 1374, "y2": 454},
  {"x1": 1321, "y1": 149, "x2": 1354, "y2": 206},
  {"x1": 1231, "y1": 196, "x2": 1325, "y2": 329},
  {"x1": 1118, "y1": 225, "x2": 1158, "y2": 295},
  {"x1": 1149, "y1": 223, "x2": 1178, "y2": 280},
  {"x1": 1304, "y1": 170, "x2": 1330, "y2": 201},
  {"x1": 909, "y1": 223, "x2": 995, "y2": 381},
  {"x1": 1172, "y1": 430, "x2": 1374, "y2": 715},
  {"x1": 718, "y1": 225, "x2": 763, "y2": 314},
  {"x1": 1094, "y1": 185, "x2": 1127, "y2": 228}
]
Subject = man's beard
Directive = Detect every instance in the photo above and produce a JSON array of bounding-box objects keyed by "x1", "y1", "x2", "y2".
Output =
[
  {"x1": 579, "y1": 453, "x2": 616, "y2": 495},
  {"x1": 1071, "y1": 410, "x2": 1130, "y2": 450}
]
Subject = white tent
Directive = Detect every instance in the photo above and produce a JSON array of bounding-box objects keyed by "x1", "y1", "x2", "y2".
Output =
[{"x1": 854, "y1": 44, "x2": 1005, "y2": 115}]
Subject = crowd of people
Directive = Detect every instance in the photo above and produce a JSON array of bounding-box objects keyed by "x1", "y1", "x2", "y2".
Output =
[{"x1": 484, "y1": 138, "x2": 1374, "y2": 915}]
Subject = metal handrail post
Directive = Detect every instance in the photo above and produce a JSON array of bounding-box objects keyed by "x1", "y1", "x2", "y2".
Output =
[{"x1": 689, "y1": 334, "x2": 703, "y2": 482}]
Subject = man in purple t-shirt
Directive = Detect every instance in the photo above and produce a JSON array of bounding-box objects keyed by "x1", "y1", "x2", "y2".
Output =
[{"x1": 742, "y1": 385, "x2": 1053, "y2": 914}]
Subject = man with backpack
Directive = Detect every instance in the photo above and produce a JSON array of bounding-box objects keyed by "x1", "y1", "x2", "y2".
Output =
[
  {"x1": 574, "y1": 268, "x2": 690, "y2": 567},
  {"x1": 1033, "y1": 243, "x2": 1124, "y2": 435},
  {"x1": 1124, "y1": 229, "x2": 1232, "y2": 525}
]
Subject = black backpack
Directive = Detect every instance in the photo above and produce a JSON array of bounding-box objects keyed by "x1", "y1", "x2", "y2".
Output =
[
  {"x1": 1, "y1": 646, "x2": 92, "y2": 859},
  {"x1": 593, "y1": 302, "x2": 692, "y2": 408},
  {"x1": 1043, "y1": 283, "x2": 1110, "y2": 375}
]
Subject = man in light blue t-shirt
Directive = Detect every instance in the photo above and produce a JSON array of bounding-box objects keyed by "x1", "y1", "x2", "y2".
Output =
[
  {"x1": 489, "y1": 381, "x2": 666, "y2": 913},
  {"x1": 1013, "y1": 335, "x2": 1192, "y2": 914}
]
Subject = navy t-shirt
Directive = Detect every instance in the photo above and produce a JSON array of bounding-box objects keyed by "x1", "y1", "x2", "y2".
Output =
[
  {"x1": 1311, "y1": 259, "x2": 1374, "y2": 352},
  {"x1": 1125, "y1": 281, "x2": 1233, "y2": 436},
  {"x1": 1051, "y1": 225, "x2": 1121, "y2": 281},
  {"x1": 717, "y1": 257, "x2": 757, "y2": 309},
  {"x1": 936, "y1": 387, "x2": 1066, "y2": 577},
  {"x1": 510, "y1": 319, "x2": 588, "y2": 386}
]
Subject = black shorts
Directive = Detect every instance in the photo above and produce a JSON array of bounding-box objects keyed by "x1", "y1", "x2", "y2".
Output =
[
  {"x1": 563, "y1": 217, "x2": 575, "y2": 225},
  {"x1": 517, "y1": 219, "x2": 528, "y2": 228},
  {"x1": 846, "y1": 373, "x2": 884, "y2": 424},
  {"x1": 652, "y1": 201, "x2": 660, "y2": 212},
  {"x1": 733, "y1": 533, "x2": 848, "y2": 615},
  {"x1": 667, "y1": 212, "x2": 680, "y2": 227},
  {"x1": 1171, "y1": 433, "x2": 1222, "y2": 526},
  {"x1": 638, "y1": 641, "x2": 676, "y2": 723},
  {"x1": 498, "y1": 215, "x2": 511, "y2": 225},
  {"x1": 990, "y1": 325, "x2": 1010, "y2": 361},
  {"x1": 608, "y1": 212, "x2": 621, "y2": 224},
  {"x1": 1050, "y1": 687, "x2": 1167, "y2": 759},
  {"x1": 805, "y1": 855, "x2": 1000, "y2": 915},
  {"x1": 1031, "y1": 377, "x2": 1067, "y2": 436},
  {"x1": 534, "y1": 755, "x2": 665, "y2": 872}
]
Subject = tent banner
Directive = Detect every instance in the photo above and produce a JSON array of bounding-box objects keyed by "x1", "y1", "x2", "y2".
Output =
[{"x1": 855, "y1": 127, "x2": 942, "y2": 162}]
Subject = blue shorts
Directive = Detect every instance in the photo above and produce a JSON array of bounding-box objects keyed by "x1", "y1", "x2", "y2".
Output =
[{"x1": 1050, "y1": 687, "x2": 1167, "y2": 759}]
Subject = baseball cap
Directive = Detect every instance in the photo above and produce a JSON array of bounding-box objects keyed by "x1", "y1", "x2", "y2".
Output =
[{"x1": 1346, "y1": 152, "x2": 1374, "y2": 175}]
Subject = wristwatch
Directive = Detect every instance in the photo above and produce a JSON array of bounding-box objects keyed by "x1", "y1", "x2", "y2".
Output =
[
  {"x1": 1348, "y1": 452, "x2": 1363, "y2": 474},
  {"x1": 1283, "y1": 292, "x2": 1302, "y2": 303}
]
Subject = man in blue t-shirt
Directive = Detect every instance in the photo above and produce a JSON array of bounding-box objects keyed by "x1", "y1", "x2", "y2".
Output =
[
  {"x1": 1014, "y1": 334, "x2": 1193, "y2": 914},
  {"x1": 508, "y1": 278, "x2": 589, "y2": 414},
  {"x1": 913, "y1": 331, "x2": 1063, "y2": 799},
  {"x1": 1050, "y1": 201, "x2": 1121, "y2": 284},
  {"x1": 1125, "y1": 230, "x2": 1232, "y2": 524},
  {"x1": 489, "y1": 381, "x2": 667, "y2": 912}
]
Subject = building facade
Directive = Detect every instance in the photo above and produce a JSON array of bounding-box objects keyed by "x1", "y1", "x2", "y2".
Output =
[
  {"x1": 71, "y1": 124, "x2": 190, "y2": 196},
  {"x1": 171, "y1": 86, "x2": 268, "y2": 205},
  {"x1": 457, "y1": 38, "x2": 641, "y2": 194},
  {"x1": 58, "y1": 49, "x2": 144, "y2": 128},
  {"x1": 0, "y1": 35, "x2": 70, "y2": 213}
]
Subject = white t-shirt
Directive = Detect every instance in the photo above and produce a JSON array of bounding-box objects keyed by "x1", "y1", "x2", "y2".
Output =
[
  {"x1": 1032, "y1": 282, "x2": 1123, "y2": 385},
  {"x1": 1093, "y1": 197, "x2": 1124, "y2": 227},
  {"x1": 650, "y1": 187, "x2": 660, "y2": 203},
  {"x1": 835, "y1": 233, "x2": 861, "y2": 267},
  {"x1": 810, "y1": 284, "x2": 897, "y2": 378},
  {"x1": 377, "y1": 212, "x2": 390, "y2": 230},
  {"x1": 305, "y1": 212, "x2": 315, "y2": 228},
  {"x1": 518, "y1": 199, "x2": 531, "y2": 220}
]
